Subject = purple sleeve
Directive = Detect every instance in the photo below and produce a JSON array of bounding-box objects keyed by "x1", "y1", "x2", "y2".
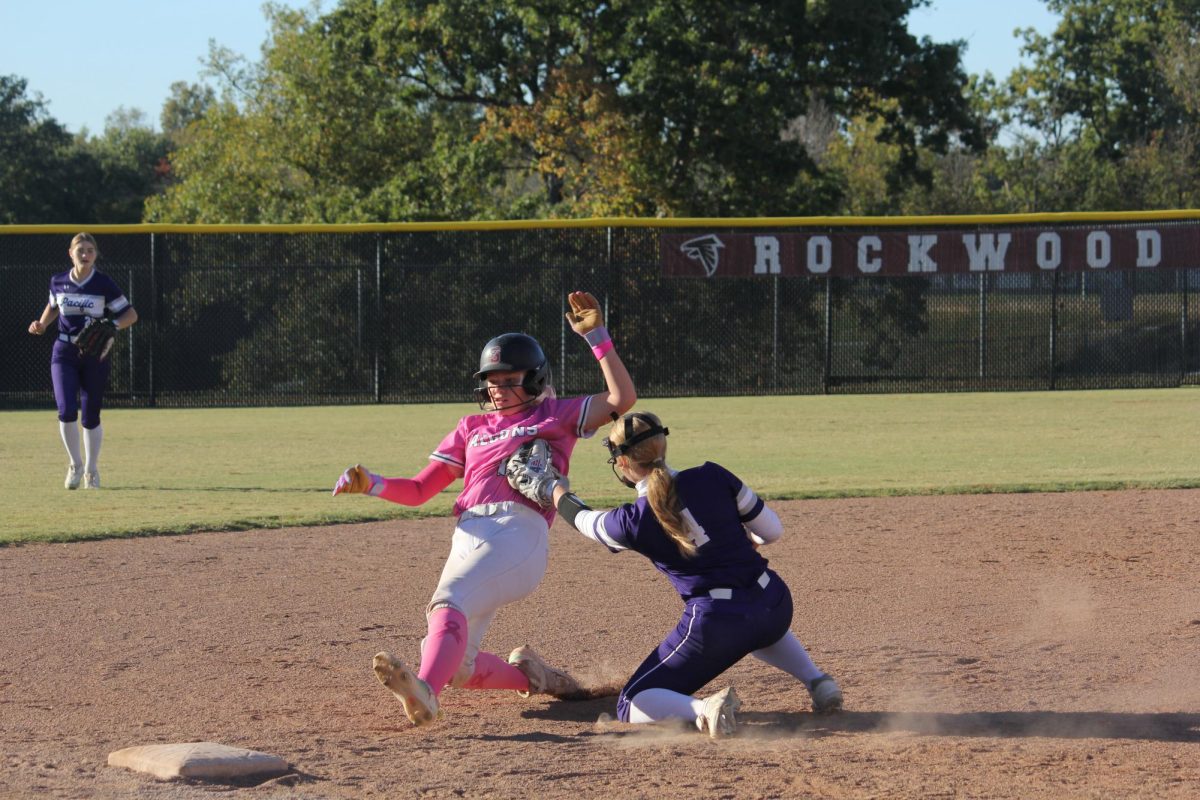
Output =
[
  {"x1": 101, "y1": 274, "x2": 131, "y2": 315},
  {"x1": 706, "y1": 461, "x2": 765, "y2": 522},
  {"x1": 706, "y1": 461, "x2": 743, "y2": 497},
  {"x1": 605, "y1": 501, "x2": 647, "y2": 549}
]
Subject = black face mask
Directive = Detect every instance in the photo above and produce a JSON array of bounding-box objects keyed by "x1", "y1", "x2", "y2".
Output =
[{"x1": 602, "y1": 413, "x2": 669, "y2": 488}]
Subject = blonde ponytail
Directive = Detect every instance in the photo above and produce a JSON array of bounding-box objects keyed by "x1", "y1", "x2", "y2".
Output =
[
  {"x1": 608, "y1": 412, "x2": 696, "y2": 558},
  {"x1": 645, "y1": 462, "x2": 696, "y2": 557}
]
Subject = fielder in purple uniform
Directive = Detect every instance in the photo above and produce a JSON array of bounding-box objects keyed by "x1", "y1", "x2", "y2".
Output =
[
  {"x1": 509, "y1": 411, "x2": 843, "y2": 738},
  {"x1": 27, "y1": 233, "x2": 138, "y2": 490}
]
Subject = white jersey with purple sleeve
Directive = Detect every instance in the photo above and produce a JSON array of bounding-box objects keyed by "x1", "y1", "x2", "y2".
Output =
[
  {"x1": 576, "y1": 462, "x2": 772, "y2": 599},
  {"x1": 431, "y1": 395, "x2": 594, "y2": 525},
  {"x1": 49, "y1": 269, "x2": 130, "y2": 339}
]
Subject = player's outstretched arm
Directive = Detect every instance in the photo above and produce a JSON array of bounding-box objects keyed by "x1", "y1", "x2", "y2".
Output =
[
  {"x1": 741, "y1": 488, "x2": 783, "y2": 546},
  {"x1": 332, "y1": 462, "x2": 458, "y2": 506},
  {"x1": 546, "y1": 482, "x2": 628, "y2": 553},
  {"x1": 565, "y1": 291, "x2": 636, "y2": 430},
  {"x1": 332, "y1": 464, "x2": 384, "y2": 496}
]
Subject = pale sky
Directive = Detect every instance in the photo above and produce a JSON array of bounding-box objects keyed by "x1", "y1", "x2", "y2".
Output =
[{"x1": 1, "y1": 0, "x2": 1058, "y2": 136}]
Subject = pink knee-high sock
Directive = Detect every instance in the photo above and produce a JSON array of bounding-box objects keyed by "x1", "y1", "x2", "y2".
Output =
[
  {"x1": 417, "y1": 607, "x2": 469, "y2": 697},
  {"x1": 461, "y1": 651, "x2": 530, "y2": 692}
]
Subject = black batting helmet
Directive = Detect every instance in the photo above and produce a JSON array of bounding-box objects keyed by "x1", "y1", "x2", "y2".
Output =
[{"x1": 472, "y1": 333, "x2": 552, "y2": 410}]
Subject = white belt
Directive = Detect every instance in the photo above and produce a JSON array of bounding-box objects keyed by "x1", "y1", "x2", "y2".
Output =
[
  {"x1": 458, "y1": 500, "x2": 536, "y2": 522},
  {"x1": 708, "y1": 571, "x2": 770, "y2": 600},
  {"x1": 58, "y1": 333, "x2": 79, "y2": 343}
]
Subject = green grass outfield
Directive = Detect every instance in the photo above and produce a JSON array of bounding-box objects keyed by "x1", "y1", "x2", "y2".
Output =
[{"x1": 2, "y1": 388, "x2": 1197, "y2": 545}]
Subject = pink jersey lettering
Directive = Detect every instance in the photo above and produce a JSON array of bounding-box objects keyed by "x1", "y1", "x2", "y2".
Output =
[{"x1": 431, "y1": 395, "x2": 593, "y2": 525}]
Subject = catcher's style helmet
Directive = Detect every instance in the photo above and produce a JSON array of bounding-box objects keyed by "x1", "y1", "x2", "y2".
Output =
[
  {"x1": 603, "y1": 412, "x2": 670, "y2": 488},
  {"x1": 472, "y1": 333, "x2": 552, "y2": 411}
]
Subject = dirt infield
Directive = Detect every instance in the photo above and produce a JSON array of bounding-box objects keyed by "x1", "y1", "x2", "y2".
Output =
[{"x1": 3, "y1": 490, "x2": 1198, "y2": 799}]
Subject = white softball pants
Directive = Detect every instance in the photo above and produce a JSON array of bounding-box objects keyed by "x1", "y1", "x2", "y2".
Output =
[{"x1": 426, "y1": 501, "x2": 549, "y2": 686}]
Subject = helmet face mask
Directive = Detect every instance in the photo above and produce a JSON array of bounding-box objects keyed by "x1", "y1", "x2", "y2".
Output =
[
  {"x1": 603, "y1": 413, "x2": 669, "y2": 488},
  {"x1": 472, "y1": 333, "x2": 551, "y2": 411},
  {"x1": 478, "y1": 372, "x2": 531, "y2": 411}
]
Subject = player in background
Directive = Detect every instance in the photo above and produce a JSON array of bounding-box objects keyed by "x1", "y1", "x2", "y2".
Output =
[
  {"x1": 506, "y1": 411, "x2": 843, "y2": 738},
  {"x1": 27, "y1": 233, "x2": 138, "y2": 490},
  {"x1": 332, "y1": 291, "x2": 635, "y2": 727}
]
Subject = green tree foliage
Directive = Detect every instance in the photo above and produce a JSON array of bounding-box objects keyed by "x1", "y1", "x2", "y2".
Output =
[
  {"x1": 87, "y1": 109, "x2": 173, "y2": 222},
  {"x1": 0, "y1": 76, "x2": 98, "y2": 223},
  {"x1": 1005, "y1": 0, "x2": 1200, "y2": 153},
  {"x1": 160, "y1": 81, "x2": 216, "y2": 141},
  {"x1": 0, "y1": 75, "x2": 173, "y2": 223},
  {"x1": 373, "y1": 0, "x2": 982, "y2": 216},
  {"x1": 885, "y1": 0, "x2": 1200, "y2": 214},
  {"x1": 146, "y1": 3, "x2": 508, "y2": 223},
  {"x1": 149, "y1": 0, "x2": 981, "y2": 223}
]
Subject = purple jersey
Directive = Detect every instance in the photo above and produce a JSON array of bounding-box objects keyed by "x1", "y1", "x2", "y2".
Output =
[
  {"x1": 597, "y1": 462, "x2": 771, "y2": 599},
  {"x1": 48, "y1": 269, "x2": 130, "y2": 338}
]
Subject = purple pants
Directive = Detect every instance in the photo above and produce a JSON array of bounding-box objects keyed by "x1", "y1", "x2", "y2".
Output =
[
  {"x1": 51, "y1": 339, "x2": 111, "y2": 429},
  {"x1": 615, "y1": 570, "x2": 793, "y2": 722}
]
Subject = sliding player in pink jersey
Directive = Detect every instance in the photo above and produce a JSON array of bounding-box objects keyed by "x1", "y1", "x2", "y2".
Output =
[{"x1": 332, "y1": 291, "x2": 635, "y2": 727}]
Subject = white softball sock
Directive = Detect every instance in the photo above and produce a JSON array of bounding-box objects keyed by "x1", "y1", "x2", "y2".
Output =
[
  {"x1": 752, "y1": 631, "x2": 825, "y2": 688},
  {"x1": 59, "y1": 421, "x2": 83, "y2": 468},
  {"x1": 83, "y1": 424, "x2": 103, "y2": 473},
  {"x1": 628, "y1": 688, "x2": 705, "y2": 725}
]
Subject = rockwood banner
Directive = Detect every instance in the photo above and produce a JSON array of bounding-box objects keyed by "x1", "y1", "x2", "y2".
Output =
[
  {"x1": 662, "y1": 224, "x2": 1200, "y2": 278},
  {"x1": 3, "y1": 217, "x2": 1198, "y2": 406}
]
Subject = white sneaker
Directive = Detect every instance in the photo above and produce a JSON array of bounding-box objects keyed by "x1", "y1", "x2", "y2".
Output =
[
  {"x1": 809, "y1": 675, "x2": 843, "y2": 715},
  {"x1": 372, "y1": 651, "x2": 440, "y2": 726},
  {"x1": 83, "y1": 471, "x2": 100, "y2": 489},
  {"x1": 508, "y1": 645, "x2": 581, "y2": 698},
  {"x1": 697, "y1": 686, "x2": 740, "y2": 738},
  {"x1": 65, "y1": 465, "x2": 82, "y2": 490}
]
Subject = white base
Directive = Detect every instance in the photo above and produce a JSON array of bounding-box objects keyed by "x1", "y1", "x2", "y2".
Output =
[{"x1": 108, "y1": 741, "x2": 289, "y2": 781}]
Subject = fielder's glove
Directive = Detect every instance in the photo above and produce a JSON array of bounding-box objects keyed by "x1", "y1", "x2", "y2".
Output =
[
  {"x1": 332, "y1": 464, "x2": 384, "y2": 497},
  {"x1": 505, "y1": 439, "x2": 567, "y2": 508},
  {"x1": 76, "y1": 317, "x2": 118, "y2": 361}
]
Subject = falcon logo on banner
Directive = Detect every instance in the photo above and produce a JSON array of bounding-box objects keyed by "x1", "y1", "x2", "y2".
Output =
[{"x1": 680, "y1": 234, "x2": 725, "y2": 277}]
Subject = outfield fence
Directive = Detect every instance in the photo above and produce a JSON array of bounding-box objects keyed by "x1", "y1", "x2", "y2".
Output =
[{"x1": 3, "y1": 214, "x2": 1199, "y2": 408}]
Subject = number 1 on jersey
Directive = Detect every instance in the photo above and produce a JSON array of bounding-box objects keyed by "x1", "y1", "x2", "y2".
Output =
[{"x1": 681, "y1": 508, "x2": 711, "y2": 548}]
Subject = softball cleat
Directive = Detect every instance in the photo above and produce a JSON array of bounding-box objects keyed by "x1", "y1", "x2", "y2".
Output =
[
  {"x1": 507, "y1": 645, "x2": 581, "y2": 698},
  {"x1": 698, "y1": 686, "x2": 740, "y2": 738},
  {"x1": 82, "y1": 471, "x2": 100, "y2": 489},
  {"x1": 65, "y1": 465, "x2": 82, "y2": 490},
  {"x1": 809, "y1": 675, "x2": 843, "y2": 715},
  {"x1": 372, "y1": 651, "x2": 440, "y2": 727}
]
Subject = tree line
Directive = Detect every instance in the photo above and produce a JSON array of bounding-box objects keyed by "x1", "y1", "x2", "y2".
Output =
[{"x1": 3, "y1": 0, "x2": 1199, "y2": 226}]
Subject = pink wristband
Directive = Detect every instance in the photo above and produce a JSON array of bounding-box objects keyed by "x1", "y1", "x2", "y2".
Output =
[{"x1": 591, "y1": 339, "x2": 615, "y2": 360}]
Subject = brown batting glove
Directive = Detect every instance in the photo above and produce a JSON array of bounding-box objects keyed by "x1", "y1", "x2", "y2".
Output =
[
  {"x1": 565, "y1": 291, "x2": 604, "y2": 336},
  {"x1": 332, "y1": 464, "x2": 383, "y2": 497}
]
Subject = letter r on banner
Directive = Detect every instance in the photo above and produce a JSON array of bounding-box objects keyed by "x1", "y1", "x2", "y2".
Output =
[{"x1": 754, "y1": 236, "x2": 781, "y2": 274}]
